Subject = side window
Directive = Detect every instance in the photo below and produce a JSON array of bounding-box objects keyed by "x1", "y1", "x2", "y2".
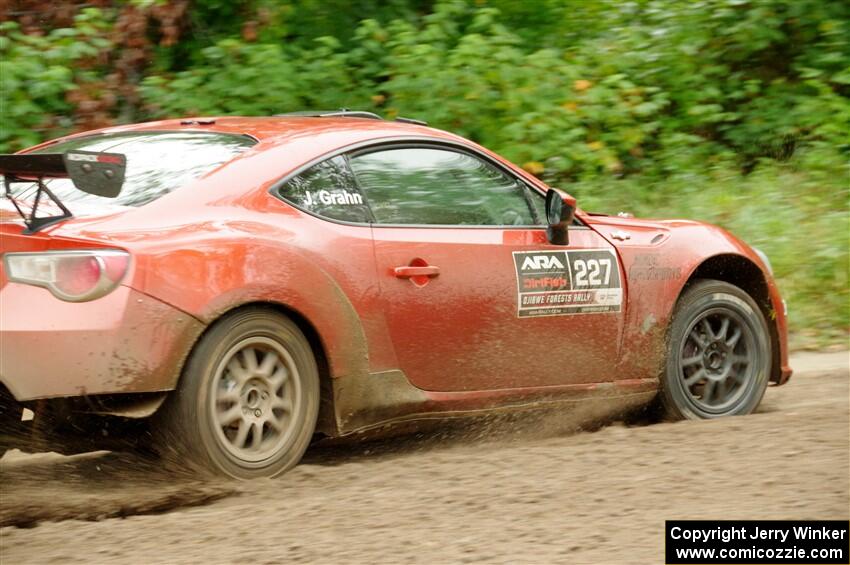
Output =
[
  {"x1": 278, "y1": 156, "x2": 371, "y2": 223},
  {"x1": 348, "y1": 147, "x2": 537, "y2": 226},
  {"x1": 526, "y1": 186, "x2": 547, "y2": 224}
]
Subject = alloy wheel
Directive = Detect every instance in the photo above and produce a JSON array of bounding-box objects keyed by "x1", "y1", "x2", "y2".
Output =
[
  {"x1": 677, "y1": 308, "x2": 757, "y2": 414},
  {"x1": 209, "y1": 337, "x2": 301, "y2": 463}
]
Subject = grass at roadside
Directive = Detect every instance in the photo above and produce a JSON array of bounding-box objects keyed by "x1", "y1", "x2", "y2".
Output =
[{"x1": 573, "y1": 149, "x2": 849, "y2": 349}]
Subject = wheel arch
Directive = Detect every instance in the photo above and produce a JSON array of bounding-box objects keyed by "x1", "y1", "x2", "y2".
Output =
[
  {"x1": 681, "y1": 253, "x2": 782, "y2": 384},
  {"x1": 171, "y1": 300, "x2": 338, "y2": 436}
]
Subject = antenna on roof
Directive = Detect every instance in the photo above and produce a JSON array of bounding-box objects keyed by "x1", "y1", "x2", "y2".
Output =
[
  {"x1": 274, "y1": 109, "x2": 382, "y2": 120},
  {"x1": 274, "y1": 109, "x2": 428, "y2": 126},
  {"x1": 394, "y1": 116, "x2": 428, "y2": 126}
]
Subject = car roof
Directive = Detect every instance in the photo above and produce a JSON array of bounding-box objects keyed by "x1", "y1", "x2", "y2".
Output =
[
  {"x1": 29, "y1": 115, "x2": 459, "y2": 150},
  {"x1": 23, "y1": 115, "x2": 552, "y2": 206}
]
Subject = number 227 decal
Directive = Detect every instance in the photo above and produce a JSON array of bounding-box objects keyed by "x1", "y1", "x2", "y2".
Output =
[{"x1": 512, "y1": 249, "x2": 622, "y2": 318}]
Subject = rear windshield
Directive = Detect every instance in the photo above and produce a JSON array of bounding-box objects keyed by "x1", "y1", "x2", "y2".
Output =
[{"x1": 28, "y1": 131, "x2": 256, "y2": 207}]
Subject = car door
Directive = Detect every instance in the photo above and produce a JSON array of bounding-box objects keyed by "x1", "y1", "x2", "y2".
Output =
[{"x1": 348, "y1": 143, "x2": 625, "y2": 392}]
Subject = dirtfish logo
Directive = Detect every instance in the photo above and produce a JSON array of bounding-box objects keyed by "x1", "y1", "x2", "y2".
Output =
[
  {"x1": 521, "y1": 254, "x2": 565, "y2": 271},
  {"x1": 304, "y1": 190, "x2": 363, "y2": 206}
]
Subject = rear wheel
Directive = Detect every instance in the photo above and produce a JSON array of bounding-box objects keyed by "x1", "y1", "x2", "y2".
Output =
[
  {"x1": 660, "y1": 279, "x2": 770, "y2": 420},
  {"x1": 156, "y1": 308, "x2": 319, "y2": 478}
]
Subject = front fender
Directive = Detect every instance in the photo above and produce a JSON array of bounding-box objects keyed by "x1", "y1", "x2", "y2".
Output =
[{"x1": 588, "y1": 217, "x2": 790, "y2": 383}]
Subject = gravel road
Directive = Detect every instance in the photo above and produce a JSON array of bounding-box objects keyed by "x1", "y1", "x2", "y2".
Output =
[{"x1": 1, "y1": 351, "x2": 847, "y2": 564}]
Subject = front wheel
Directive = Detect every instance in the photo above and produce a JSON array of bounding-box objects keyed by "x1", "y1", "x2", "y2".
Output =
[
  {"x1": 155, "y1": 308, "x2": 319, "y2": 479},
  {"x1": 660, "y1": 279, "x2": 771, "y2": 420}
]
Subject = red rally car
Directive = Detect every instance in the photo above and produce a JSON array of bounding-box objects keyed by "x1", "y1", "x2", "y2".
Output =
[{"x1": 0, "y1": 111, "x2": 792, "y2": 478}]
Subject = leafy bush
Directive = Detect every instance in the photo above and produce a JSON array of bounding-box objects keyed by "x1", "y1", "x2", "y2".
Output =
[
  {"x1": 0, "y1": 9, "x2": 112, "y2": 150},
  {"x1": 138, "y1": 0, "x2": 850, "y2": 181}
]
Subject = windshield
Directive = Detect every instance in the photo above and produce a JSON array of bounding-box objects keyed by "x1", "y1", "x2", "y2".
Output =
[{"x1": 24, "y1": 131, "x2": 256, "y2": 208}]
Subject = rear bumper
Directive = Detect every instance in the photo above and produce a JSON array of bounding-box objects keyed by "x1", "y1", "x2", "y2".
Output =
[{"x1": 0, "y1": 283, "x2": 204, "y2": 401}]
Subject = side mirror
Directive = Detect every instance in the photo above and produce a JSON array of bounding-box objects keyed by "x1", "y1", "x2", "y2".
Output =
[{"x1": 545, "y1": 188, "x2": 577, "y2": 245}]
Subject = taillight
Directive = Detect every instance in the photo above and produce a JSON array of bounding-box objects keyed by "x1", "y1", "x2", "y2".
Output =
[{"x1": 3, "y1": 250, "x2": 130, "y2": 302}]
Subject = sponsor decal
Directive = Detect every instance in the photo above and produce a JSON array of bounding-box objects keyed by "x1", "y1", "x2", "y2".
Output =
[
  {"x1": 521, "y1": 254, "x2": 565, "y2": 271},
  {"x1": 304, "y1": 189, "x2": 363, "y2": 207},
  {"x1": 65, "y1": 152, "x2": 99, "y2": 162},
  {"x1": 96, "y1": 154, "x2": 124, "y2": 165},
  {"x1": 65, "y1": 152, "x2": 124, "y2": 165},
  {"x1": 628, "y1": 253, "x2": 682, "y2": 281},
  {"x1": 512, "y1": 249, "x2": 622, "y2": 317}
]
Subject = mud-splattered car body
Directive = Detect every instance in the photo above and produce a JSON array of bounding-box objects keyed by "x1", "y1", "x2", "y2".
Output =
[{"x1": 0, "y1": 115, "x2": 791, "y2": 445}]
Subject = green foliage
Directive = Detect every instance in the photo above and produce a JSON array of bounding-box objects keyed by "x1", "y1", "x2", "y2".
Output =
[
  {"x1": 574, "y1": 149, "x2": 850, "y2": 347},
  {"x1": 1, "y1": 0, "x2": 848, "y2": 345},
  {"x1": 143, "y1": 40, "x2": 302, "y2": 114},
  {"x1": 137, "y1": 0, "x2": 850, "y2": 182},
  {"x1": 0, "y1": 9, "x2": 112, "y2": 150}
]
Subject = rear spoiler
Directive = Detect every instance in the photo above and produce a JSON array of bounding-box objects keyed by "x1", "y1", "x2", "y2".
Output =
[
  {"x1": 0, "y1": 151, "x2": 126, "y2": 197},
  {"x1": 0, "y1": 151, "x2": 126, "y2": 233}
]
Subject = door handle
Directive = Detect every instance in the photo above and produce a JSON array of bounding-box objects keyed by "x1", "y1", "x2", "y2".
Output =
[{"x1": 394, "y1": 265, "x2": 440, "y2": 278}]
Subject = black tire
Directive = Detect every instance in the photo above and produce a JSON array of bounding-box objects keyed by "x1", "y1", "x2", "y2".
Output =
[
  {"x1": 0, "y1": 387, "x2": 23, "y2": 459},
  {"x1": 155, "y1": 308, "x2": 319, "y2": 479},
  {"x1": 660, "y1": 279, "x2": 771, "y2": 420}
]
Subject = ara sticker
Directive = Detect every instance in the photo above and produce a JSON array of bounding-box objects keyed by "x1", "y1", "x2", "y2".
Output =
[{"x1": 512, "y1": 249, "x2": 622, "y2": 318}]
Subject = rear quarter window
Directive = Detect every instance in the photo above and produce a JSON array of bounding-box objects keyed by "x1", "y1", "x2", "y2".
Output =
[{"x1": 276, "y1": 156, "x2": 372, "y2": 223}]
